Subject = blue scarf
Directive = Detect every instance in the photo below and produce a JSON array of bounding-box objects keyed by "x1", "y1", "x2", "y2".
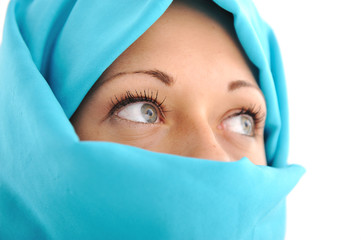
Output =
[{"x1": 0, "y1": 0, "x2": 305, "y2": 239}]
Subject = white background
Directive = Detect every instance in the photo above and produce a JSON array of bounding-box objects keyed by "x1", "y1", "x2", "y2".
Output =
[
  {"x1": 252, "y1": 0, "x2": 361, "y2": 239},
  {"x1": 1, "y1": 0, "x2": 360, "y2": 239}
]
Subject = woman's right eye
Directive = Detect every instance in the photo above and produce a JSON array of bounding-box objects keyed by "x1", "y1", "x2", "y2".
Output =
[{"x1": 116, "y1": 102, "x2": 160, "y2": 123}]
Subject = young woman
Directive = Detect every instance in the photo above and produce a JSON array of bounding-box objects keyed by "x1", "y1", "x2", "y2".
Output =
[{"x1": 0, "y1": 0, "x2": 304, "y2": 239}]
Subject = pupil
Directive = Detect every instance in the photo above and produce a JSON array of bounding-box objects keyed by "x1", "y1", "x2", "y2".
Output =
[
  {"x1": 244, "y1": 119, "x2": 249, "y2": 128},
  {"x1": 146, "y1": 109, "x2": 153, "y2": 117}
]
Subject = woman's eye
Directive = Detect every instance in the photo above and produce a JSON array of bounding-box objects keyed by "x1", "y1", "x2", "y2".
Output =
[
  {"x1": 116, "y1": 102, "x2": 159, "y2": 123},
  {"x1": 222, "y1": 114, "x2": 254, "y2": 136}
]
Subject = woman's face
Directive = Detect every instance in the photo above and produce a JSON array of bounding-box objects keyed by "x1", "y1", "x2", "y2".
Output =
[{"x1": 71, "y1": 1, "x2": 267, "y2": 165}]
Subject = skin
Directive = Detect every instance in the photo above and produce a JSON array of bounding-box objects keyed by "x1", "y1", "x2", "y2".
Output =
[{"x1": 71, "y1": 0, "x2": 267, "y2": 165}]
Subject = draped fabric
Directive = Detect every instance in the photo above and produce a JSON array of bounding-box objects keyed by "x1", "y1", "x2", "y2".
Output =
[{"x1": 0, "y1": 0, "x2": 305, "y2": 239}]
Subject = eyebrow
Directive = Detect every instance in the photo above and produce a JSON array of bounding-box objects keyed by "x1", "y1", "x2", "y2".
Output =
[
  {"x1": 228, "y1": 80, "x2": 261, "y2": 92},
  {"x1": 99, "y1": 69, "x2": 174, "y2": 88},
  {"x1": 97, "y1": 69, "x2": 262, "y2": 96}
]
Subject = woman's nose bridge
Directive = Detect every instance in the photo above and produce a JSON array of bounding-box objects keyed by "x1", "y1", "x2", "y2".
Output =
[{"x1": 178, "y1": 117, "x2": 231, "y2": 162}]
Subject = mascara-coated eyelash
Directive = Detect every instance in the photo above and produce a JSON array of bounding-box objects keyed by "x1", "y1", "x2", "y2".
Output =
[
  {"x1": 108, "y1": 90, "x2": 167, "y2": 119},
  {"x1": 232, "y1": 105, "x2": 266, "y2": 130}
]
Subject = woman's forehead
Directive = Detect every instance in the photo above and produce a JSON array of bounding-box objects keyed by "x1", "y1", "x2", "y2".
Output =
[{"x1": 99, "y1": 1, "x2": 256, "y2": 86}]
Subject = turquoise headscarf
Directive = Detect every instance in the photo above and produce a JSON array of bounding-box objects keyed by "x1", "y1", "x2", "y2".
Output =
[{"x1": 0, "y1": 0, "x2": 305, "y2": 239}]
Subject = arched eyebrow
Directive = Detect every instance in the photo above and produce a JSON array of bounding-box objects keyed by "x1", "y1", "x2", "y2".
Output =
[
  {"x1": 228, "y1": 80, "x2": 261, "y2": 92},
  {"x1": 95, "y1": 69, "x2": 262, "y2": 96},
  {"x1": 228, "y1": 79, "x2": 265, "y2": 102},
  {"x1": 98, "y1": 69, "x2": 174, "y2": 88},
  {"x1": 133, "y1": 69, "x2": 174, "y2": 86}
]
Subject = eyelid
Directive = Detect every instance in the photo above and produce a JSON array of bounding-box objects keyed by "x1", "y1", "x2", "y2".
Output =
[
  {"x1": 223, "y1": 105, "x2": 266, "y2": 133},
  {"x1": 115, "y1": 102, "x2": 161, "y2": 124},
  {"x1": 240, "y1": 105, "x2": 265, "y2": 127},
  {"x1": 107, "y1": 90, "x2": 167, "y2": 121}
]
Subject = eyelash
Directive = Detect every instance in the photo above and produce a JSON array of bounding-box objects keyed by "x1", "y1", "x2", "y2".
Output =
[
  {"x1": 230, "y1": 105, "x2": 266, "y2": 130},
  {"x1": 108, "y1": 90, "x2": 167, "y2": 119},
  {"x1": 108, "y1": 90, "x2": 265, "y2": 129}
]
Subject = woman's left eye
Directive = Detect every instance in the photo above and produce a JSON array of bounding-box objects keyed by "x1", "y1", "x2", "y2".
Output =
[
  {"x1": 116, "y1": 102, "x2": 160, "y2": 123},
  {"x1": 222, "y1": 114, "x2": 254, "y2": 136}
]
